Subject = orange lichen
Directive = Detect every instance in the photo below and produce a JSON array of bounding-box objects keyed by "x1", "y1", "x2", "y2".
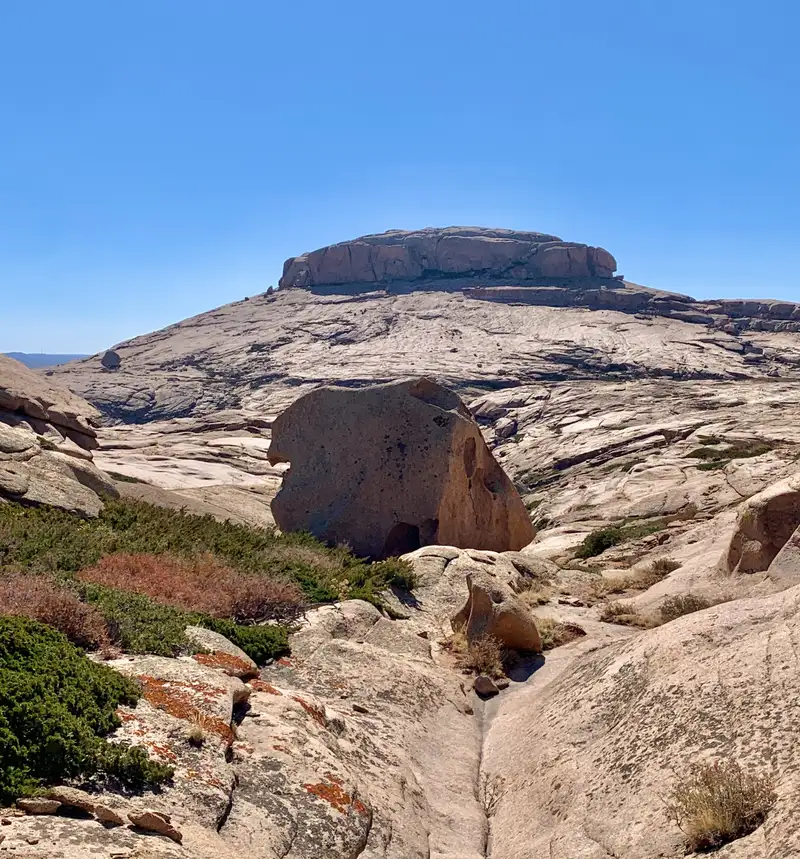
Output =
[
  {"x1": 137, "y1": 675, "x2": 234, "y2": 743},
  {"x1": 303, "y1": 780, "x2": 369, "y2": 815},
  {"x1": 193, "y1": 651, "x2": 255, "y2": 678},
  {"x1": 291, "y1": 696, "x2": 327, "y2": 727},
  {"x1": 117, "y1": 710, "x2": 138, "y2": 723},
  {"x1": 276, "y1": 657, "x2": 294, "y2": 667},
  {"x1": 249, "y1": 680, "x2": 282, "y2": 695},
  {"x1": 148, "y1": 742, "x2": 178, "y2": 763}
]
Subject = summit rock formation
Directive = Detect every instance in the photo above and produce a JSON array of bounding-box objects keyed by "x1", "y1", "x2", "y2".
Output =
[{"x1": 279, "y1": 226, "x2": 618, "y2": 289}]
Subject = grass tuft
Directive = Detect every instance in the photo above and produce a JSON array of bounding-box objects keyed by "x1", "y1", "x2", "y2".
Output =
[
  {"x1": 535, "y1": 616, "x2": 586, "y2": 650},
  {"x1": 664, "y1": 761, "x2": 776, "y2": 852}
]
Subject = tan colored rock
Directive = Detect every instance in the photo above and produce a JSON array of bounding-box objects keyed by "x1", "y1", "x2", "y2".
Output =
[
  {"x1": 0, "y1": 353, "x2": 99, "y2": 443},
  {"x1": 724, "y1": 474, "x2": 800, "y2": 574},
  {"x1": 0, "y1": 355, "x2": 116, "y2": 515},
  {"x1": 483, "y1": 585, "x2": 800, "y2": 859},
  {"x1": 268, "y1": 377, "x2": 534, "y2": 557},
  {"x1": 44, "y1": 786, "x2": 98, "y2": 813},
  {"x1": 93, "y1": 804, "x2": 126, "y2": 826},
  {"x1": 16, "y1": 799, "x2": 61, "y2": 815},
  {"x1": 128, "y1": 810, "x2": 183, "y2": 843},
  {"x1": 453, "y1": 574, "x2": 542, "y2": 652}
]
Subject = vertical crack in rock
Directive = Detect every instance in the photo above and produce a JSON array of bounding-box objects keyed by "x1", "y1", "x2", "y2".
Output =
[{"x1": 216, "y1": 771, "x2": 238, "y2": 833}]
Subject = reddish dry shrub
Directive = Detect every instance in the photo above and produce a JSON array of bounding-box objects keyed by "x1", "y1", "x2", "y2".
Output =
[
  {"x1": 0, "y1": 574, "x2": 109, "y2": 650},
  {"x1": 77, "y1": 553, "x2": 304, "y2": 623}
]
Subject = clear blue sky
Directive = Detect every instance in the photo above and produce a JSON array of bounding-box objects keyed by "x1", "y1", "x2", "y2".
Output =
[{"x1": 2, "y1": 0, "x2": 799, "y2": 352}]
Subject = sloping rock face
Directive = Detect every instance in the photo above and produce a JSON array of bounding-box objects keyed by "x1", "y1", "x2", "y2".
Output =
[
  {"x1": 0, "y1": 354, "x2": 116, "y2": 515},
  {"x1": 483, "y1": 586, "x2": 800, "y2": 858},
  {"x1": 279, "y1": 227, "x2": 618, "y2": 290},
  {"x1": 267, "y1": 378, "x2": 534, "y2": 557},
  {"x1": 51, "y1": 283, "x2": 800, "y2": 427}
]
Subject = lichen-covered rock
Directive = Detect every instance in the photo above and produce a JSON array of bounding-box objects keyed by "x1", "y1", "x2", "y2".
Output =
[{"x1": 268, "y1": 377, "x2": 534, "y2": 557}]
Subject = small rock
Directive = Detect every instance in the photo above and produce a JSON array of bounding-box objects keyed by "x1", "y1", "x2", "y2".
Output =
[
  {"x1": 474, "y1": 676, "x2": 500, "y2": 697},
  {"x1": 1, "y1": 818, "x2": 12, "y2": 825},
  {"x1": 101, "y1": 350, "x2": 121, "y2": 370},
  {"x1": 94, "y1": 804, "x2": 126, "y2": 826},
  {"x1": 352, "y1": 703, "x2": 370, "y2": 714},
  {"x1": 417, "y1": 630, "x2": 429, "y2": 639},
  {"x1": 17, "y1": 798, "x2": 61, "y2": 815},
  {"x1": 495, "y1": 677, "x2": 510, "y2": 690},
  {"x1": 129, "y1": 810, "x2": 183, "y2": 844},
  {"x1": 26, "y1": 836, "x2": 40, "y2": 845}
]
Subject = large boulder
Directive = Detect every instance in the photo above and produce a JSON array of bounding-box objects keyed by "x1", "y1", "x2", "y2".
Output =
[
  {"x1": 267, "y1": 378, "x2": 534, "y2": 558},
  {"x1": 279, "y1": 227, "x2": 617, "y2": 290},
  {"x1": 723, "y1": 474, "x2": 800, "y2": 574}
]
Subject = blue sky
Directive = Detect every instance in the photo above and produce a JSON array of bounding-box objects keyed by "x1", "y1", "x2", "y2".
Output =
[{"x1": 2, "y1": 0, "x2": 799, "y2": 352}]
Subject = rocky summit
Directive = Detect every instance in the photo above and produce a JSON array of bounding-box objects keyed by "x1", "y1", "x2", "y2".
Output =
[
  {"x1": 279, "y1": 226, "x2": 618, "y2": 290},
  {"x1": 49, "y1": 226, "x2": 800, "y2": 426},
  {"x1": 7, "y1": 225, "x2": 800, "y2": 858}
]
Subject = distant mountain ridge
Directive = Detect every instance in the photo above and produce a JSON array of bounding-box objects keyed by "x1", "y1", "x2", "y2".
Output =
[{"x1": 4, "y1": 352, "x2": 89, "y2": 369}]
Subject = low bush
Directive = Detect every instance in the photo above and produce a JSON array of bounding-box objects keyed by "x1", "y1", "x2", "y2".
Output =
[
  {"x1": 659, "y1": 594, "x2": 714, "y2": 623},
  {"x1": 78, "y1": 583, "x2": 289, "y2": 664},
  {"x1": 0, "y1": 615, "x2": 172, "y2": 803},
  {"x1": 575, "y1": 520, "x2": 668, "y2": 559},
  {"x1": 598, "y1": 601, "x2": 655, "y2": 628},
  {"x1": 535, "y1": 616, "x2": 586, "y2": 650},
  {"x1": 0, "y1": 574, "x2": 109, "y2": 650},
  {"x1": 686, "y1": 437, "x2": 774, "y2": 470},
  {"x1": 0, "y1": 498, "x2": 414, "y2": 608},
  {"x1": 78, "y1": 553, "x2": 304, "y2": 623},
  {"x1": 664, "y1": 761, "x2": 776, "y2": 852}
]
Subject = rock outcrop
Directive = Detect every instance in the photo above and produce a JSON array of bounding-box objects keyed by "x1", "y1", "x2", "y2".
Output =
[
  {"x1": 0, "y1": 354, "x2": 116, "y2": 515},
  {"x1": 267, "y1": 377, "x2": 534, "y2": 557},
  {"x1": 279, "y1": 227, "x2": 617, "y2": 290},
  {"x1": 723, "y1": 474, "x2": 800, "y2": 574}
]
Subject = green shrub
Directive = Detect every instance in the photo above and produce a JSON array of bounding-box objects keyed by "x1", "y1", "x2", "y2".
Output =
[
  {"x1": 79, "y1": 584, "x2": 289, "y2": 664},
  {"x1": 0, "y1": 498, "x2": 410, "y2": 609},
  {"x1": 376, "y1": 557, "x2": 418, "y2": 591},
  {"x1": 79, "y1": 583, "x2": 194, "y2": 657},
  {"x1": 0, "y1": 616, "x2": 172, "y2": 803},
  {"x1": 200, "y1": 618, "x2": 288, "y2": 664},
  {"x1": 575, "y1": 519, "x2": 668, "y2": 559}
]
